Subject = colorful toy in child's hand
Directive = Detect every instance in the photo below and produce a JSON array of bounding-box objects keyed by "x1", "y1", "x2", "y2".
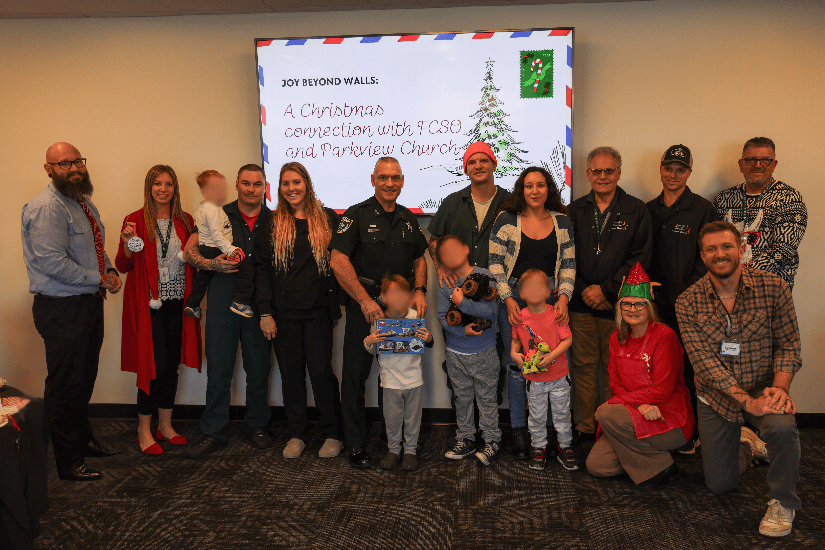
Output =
[
  {"x1": 522, "y1": 343, "x2": 550, "y2": 375},
  {"x1": 460, "y1": 273, "x2": 498, "y2": 302},
  {"x1": 445, "y1": 303, "x2": 493, "y2": 331}
]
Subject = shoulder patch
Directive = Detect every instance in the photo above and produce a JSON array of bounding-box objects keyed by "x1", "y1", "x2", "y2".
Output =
[{"x1": 337, "y1": 216, "x2": 353, "y2": 233}]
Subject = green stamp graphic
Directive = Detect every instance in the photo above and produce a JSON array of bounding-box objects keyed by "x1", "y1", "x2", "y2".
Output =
[{"x1": 520, "y1": 50, "x2": 553, "y2": 99}]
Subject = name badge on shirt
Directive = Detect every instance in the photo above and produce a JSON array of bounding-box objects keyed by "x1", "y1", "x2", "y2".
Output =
[
  {"x1": 720, "y1": 339, "x2": 741, "y2": 357},
  {"x1": 159, "y1": 267, "x2": 170, "y2": 284}
]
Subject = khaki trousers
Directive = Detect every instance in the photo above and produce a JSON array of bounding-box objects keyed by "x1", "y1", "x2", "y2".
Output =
[{"x1": 569, "y1": 311, "x2": 615, "y2": 434}]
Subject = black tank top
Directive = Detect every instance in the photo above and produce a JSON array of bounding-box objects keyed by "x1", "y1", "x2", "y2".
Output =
[{"x1": 511, "y1": 229, "x2": 558, "y2": 280}]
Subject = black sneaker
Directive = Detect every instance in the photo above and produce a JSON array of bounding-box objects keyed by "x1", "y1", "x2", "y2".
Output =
[
  {"x1": 475, "y1": 441, "x2": 500, "y2": 466},
  {"x1": 557, "y1": 446, "x2": 579, "y2": 470},
  {"x1": 512, "y1": 427, "x2": 530, "y2": 460},
  {"x1": 445, "y1": 439, "x2": 476, "y2": 459},
  {"x1": 529, "y1": 447, "x2": 547, "y2": 470}
]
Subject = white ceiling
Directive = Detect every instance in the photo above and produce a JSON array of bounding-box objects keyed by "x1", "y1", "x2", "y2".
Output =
[{"x1": 0, "y1": 0, "x2": 648, "y2": 18}]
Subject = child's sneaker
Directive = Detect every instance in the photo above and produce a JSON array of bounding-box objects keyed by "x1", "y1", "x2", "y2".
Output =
[
  {"x1": 557, "y1": 446, "x2": 579, "y2": 470},
  {"x1": 184, "y1": 306, "x2": 201, "y2": 319},
  {"x1": 529, "y1": 447, "x2": 547, "y2": 470},
  {"x1": 230, "y1": 302, "x2": 253, "y2": 318},
  {"x1": 445, "y1": 439, "x2": 476, "y2": 460},
  {"x1": 475, "y1": 441, "x2": 500, "y2": 466}
]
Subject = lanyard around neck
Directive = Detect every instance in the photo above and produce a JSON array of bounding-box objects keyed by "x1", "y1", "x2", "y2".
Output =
[{"x1": 156, "y1": 218, "x2": 173, "y2": 260}]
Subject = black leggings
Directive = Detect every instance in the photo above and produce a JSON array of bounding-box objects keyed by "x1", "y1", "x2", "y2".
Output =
[{"x1": 137, "y1": 299, "x2": 183, "y2": 415}]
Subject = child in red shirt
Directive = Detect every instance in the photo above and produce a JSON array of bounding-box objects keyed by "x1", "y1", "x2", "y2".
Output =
[{"x1": 511, "y1": 269, "x2": 576, "y2": 471}]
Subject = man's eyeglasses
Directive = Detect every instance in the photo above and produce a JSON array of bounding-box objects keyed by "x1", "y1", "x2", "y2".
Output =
[
  {"x1": 48, "y1": 158, "x2": 87, "y2": 170},
  {"x1": 620, "y1": 300, "x2": 647, "y2": 311},
  {"x1": 589, "y1": 168, "x2": 616, "y2": 176},
  {"x1": 742, "y1": 157, "x2": 775, "y2": 167}
]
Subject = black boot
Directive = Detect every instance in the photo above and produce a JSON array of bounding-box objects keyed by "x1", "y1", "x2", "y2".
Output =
[{"x1": 512, "y1": 427, "x2": 530, "y2": 460}]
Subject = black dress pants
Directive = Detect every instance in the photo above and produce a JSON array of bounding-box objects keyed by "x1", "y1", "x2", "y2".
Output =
[
  {"x1": 32, "y1": 293, "x2": 104, "y2": 471},
  {"x1": 274, "y1": 310, "x2": 343, "y2": 441},
  {"x1": 136, "y1": 298, "x2": 183, "y2": 415}
]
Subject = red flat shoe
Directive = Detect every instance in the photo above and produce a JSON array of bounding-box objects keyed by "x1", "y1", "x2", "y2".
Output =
[
  {"x1": 155, "y1": 429, "x2": 188, "y2": 445},
  {"x1": 138, "y1": 436, "x2": 163, "y2": 455}
]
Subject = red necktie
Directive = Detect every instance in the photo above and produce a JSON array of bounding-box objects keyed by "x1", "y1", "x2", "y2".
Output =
[{"x1": 78, "y1": 199, "x2": 106, "y2": 294}]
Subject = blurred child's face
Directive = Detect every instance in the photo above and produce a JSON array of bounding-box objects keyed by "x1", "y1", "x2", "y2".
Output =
[
  {"x1": 518, "y1": 275, "x2": 551, "y2": 305},
  {"x1": 437, "y1": 238, "x2": 469, "y2": 271},
  {"x1": 381, "y1": 283, "x2": 412, "y2": 314},
  {"x1": 202, "y1": 176, "x2": 228, "y2": 205}
]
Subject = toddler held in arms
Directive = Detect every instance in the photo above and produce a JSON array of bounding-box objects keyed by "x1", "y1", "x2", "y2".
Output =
[{"x1": 183, "y1": 170, "x2": 252, "y2": 319}]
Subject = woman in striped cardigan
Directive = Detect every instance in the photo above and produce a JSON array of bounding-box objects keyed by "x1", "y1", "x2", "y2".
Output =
[{"x1": 488, "y1": 166, "x2": 576, "y2": 460}]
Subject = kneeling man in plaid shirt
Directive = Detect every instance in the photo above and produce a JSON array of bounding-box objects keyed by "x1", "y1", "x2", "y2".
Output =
[{"x1": 676, "y1": 220, "x2": 801, "y2": 538}]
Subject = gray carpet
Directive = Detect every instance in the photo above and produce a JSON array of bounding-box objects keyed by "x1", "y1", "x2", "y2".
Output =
[{"x1": 35, "y1": 420, "x2": 825, "y2": 549}]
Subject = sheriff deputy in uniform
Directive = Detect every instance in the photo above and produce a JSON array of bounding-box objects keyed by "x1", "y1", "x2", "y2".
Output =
[{"x1": 329, "y1": 156, "x2": 429, "y2": 469}]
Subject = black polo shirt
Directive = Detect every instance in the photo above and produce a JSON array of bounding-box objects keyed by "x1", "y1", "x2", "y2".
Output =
[
  {"x1": 329, "y1": 195, "x2": 428, "y2": 282},
  {"x1": 428, "y1": 184, "x2": 510, "y2": 268}
]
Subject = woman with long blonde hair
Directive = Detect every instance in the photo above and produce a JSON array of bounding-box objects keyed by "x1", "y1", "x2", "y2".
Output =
[
  {"x1": 254, "y1": 162, "x2": 344, "y2": 459},
  {"x1": 116, "y1": 165, "x2": 201, "y2": 455}
]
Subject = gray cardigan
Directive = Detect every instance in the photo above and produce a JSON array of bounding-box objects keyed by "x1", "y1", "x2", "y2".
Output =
[{"x1": 488, "y1": 210, "x2": 576, "y2": 301}]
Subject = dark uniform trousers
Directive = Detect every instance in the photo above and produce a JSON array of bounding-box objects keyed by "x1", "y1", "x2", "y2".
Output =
[
  {"x1": 341, "y1": 302, "x2": 376, "y2": 449},
  {"x1": 32, "y1": 293, "x2": 104, "y2": 471}
]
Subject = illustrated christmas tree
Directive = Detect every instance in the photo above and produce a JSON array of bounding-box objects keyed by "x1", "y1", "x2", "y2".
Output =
[{"x1": 447, "y1": 59, "x2": 529, "y2": 179}]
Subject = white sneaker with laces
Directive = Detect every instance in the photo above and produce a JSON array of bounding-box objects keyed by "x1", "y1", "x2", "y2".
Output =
[
  {"x1": 759, "y1": 499, "x2": 794, "y2": 537},
  {"x1": 740, "y1": 426, "x2": 769, "y2": 463}
]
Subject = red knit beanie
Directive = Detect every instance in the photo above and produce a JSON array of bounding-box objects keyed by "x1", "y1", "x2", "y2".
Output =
[{"x1": 462, "y1": 142, "x2": 498, "y2": 175}]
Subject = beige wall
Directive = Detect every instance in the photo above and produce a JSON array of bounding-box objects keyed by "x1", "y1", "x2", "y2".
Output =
[{"x1": 2, "y1": 0, "x2": 822, "y2": 413}]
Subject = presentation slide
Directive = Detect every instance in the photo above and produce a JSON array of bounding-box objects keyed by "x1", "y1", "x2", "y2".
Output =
[{"x1": 256, "y1": 29, "x2": 573, "y2": 213}]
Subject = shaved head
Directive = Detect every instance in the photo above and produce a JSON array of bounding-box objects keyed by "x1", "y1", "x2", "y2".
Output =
[{"x1": 44, "y1": 142, "x2": 93, "y2": 201}]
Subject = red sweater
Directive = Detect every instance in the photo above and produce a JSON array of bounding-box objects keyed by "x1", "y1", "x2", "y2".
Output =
[
  {"x1": 607, "y1": 323, "x2": 694, "y2": 440},
  {"x1": 115, "y1": 209, "x2": 202, "y2": 394}
]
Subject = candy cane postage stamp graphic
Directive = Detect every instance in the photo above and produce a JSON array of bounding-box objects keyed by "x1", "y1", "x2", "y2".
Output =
[{"x1": 520, "y1": 50, "x2": 554, "y2": 98}]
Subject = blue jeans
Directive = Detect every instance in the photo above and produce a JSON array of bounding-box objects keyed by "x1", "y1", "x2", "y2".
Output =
[{"x1": 498, "y1": 276, "x2": 557, "y2": 429}]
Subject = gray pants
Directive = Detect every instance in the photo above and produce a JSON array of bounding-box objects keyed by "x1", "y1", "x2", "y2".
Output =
[
  {"x1": 383, "y1": 386, "x2": 423, "y2": 455},
  {"x1": 586, "y1": 403, "x2": 686, "y2": 484},
  {"x1": 527, "y1": 376, "x2": 573, "y2": 449},
  {"x1": 446, "y1": 348, "x2": 502, "y2": 444},
  {"x1": 697, "y1": 392, "x2": 801, "y2": 510}
]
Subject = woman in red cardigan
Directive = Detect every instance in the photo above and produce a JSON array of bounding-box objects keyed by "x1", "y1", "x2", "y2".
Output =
[
  {"x1": 116, "y1": 165, "x2": 202, "y2": 455},
  {"x1": 586, "y1": 263, "x2": 694, "y2": 489}
]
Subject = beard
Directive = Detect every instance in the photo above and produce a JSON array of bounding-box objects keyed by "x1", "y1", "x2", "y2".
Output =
[
  {"x1": 52, "y1": 170, "x2": 94, "y2": 202},
  {"x1": 708, "y1": 257, "x2": 739, "y2": 279}
]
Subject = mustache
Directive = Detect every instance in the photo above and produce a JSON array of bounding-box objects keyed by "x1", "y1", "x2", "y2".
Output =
[{"x1": 52, "y1": 171, "x2": 93, "y2": 202}]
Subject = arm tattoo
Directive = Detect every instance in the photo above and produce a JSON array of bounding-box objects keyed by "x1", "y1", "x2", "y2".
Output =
[{"x1": 185, "y1": 246, "x2": 214, "y2": 271}]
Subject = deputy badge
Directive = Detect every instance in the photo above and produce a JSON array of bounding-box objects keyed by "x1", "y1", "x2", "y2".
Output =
[{"x1": 337, "y1": 216, "x2": 353, "y2": 233}]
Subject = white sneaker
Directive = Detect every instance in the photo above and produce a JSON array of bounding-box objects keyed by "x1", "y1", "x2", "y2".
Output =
[
  {"x1": 759, "y1": 499, "x2": 794, "y2": 537},
  {"x1": 741, "y1": 426, "x2": 769, "y2": 463}
]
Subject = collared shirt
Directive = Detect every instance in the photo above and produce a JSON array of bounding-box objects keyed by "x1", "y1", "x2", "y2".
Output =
[
  {"x1": 585, "y1": 189, "x2": 619, "y2": 234},
  {"x1": 329, "y1": 195, "x2": 428, "y2": 282},
  {"x1": 21, "y1": 182, "x2": 114, "y2": 297},
  {"x1": 675, "y1": 266, "x2": 801, "y2": 423},
  {"x1": 428, "y1": 184, "x2": 510, "y2": 268}
]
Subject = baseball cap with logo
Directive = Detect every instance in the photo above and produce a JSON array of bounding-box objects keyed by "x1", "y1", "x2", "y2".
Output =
[{"x1": 661, "y1": 144, "x2": 693, "y2": 168}]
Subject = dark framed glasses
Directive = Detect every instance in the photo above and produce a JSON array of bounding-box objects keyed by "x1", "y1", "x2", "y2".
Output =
[
  {"x1": 589, "y1": 168, "x2": 616, "y2": 176},
  {"x1": 620, "y1": 300, "x2": 647, "y2": 311},
  {"x1": 742, "y1": 157, "x2": 774, "y2": 167},
  {"x1": 48, "y1": 158, "x2": 86, "y2": 170}
]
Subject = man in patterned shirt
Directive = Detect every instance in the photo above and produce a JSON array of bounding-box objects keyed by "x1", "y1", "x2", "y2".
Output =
[
  {"x1": 713, "y1": 137, "x2": 807, "y2": 289},
  {"x1": 676, "y1": 221, "x2": 801, "y2": 538}
]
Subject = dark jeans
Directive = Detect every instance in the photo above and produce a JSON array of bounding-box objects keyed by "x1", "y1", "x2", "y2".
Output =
[
  {"x1": 697, "y1": 390, "x2": 801, "y2": 510},
  {"x1": 32, "y1": 293, "x2": 104, "y2": 471},
  {"x1": 137, "y1": 298, "x2": 183, "y2": 415},
  {"x1": 341, "y1": 302, "x2": 375, "y2": 449},
  {"x1": 274, "y1": 311, "x2": 343, "y2": 442},
  {"x1": 200, "y1": 272, "x2": 272, "y2": 443},
  {"x1": 186, "y1": 245, "x2": 254, "y2": 309}
]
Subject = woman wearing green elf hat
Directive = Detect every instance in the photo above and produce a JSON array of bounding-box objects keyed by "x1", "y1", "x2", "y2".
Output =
[{"x1": 586, "y1": 262, "x2": 694, "y2": 489}]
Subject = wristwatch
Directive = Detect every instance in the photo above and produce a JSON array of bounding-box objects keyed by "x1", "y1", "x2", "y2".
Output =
[{"x1": 414, "y1": 286, "x2": 427, "y2": 294}]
